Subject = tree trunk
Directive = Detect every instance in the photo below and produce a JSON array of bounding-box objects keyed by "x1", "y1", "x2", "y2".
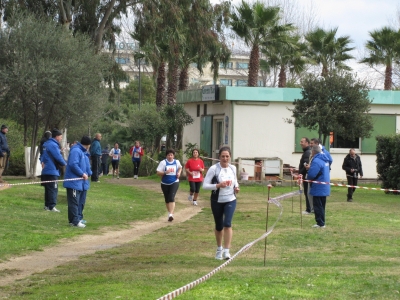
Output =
[
  {"x1": 248, "y1": 44, "x2": 260, "y2": 87},
  {"x1": 156, "y1": 61, "x2": 166, "y2": 108},
  {"x1": 384, "y1": 64, "x2": 392, "y2": 90},
  {"x1": 278, "y1": 65, "x2": 286, "y2": 87},
  {"x1": 94, "y1": 0, "x2": 116, "y2": 53},
  {"x1": 321, "y1": 65, "x2": 329, "y2": 77},
  {"x1": 179, "y1": 65, "x2": 189, "y2": 91},
  {"x1": 167, "y1": 55, "x2": 179, "y2": 105}
]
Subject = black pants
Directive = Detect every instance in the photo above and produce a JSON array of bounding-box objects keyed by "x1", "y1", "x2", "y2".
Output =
[
  {"x1": 313, "y1": 196, "x2": 326, "y2": 227},
  {"x1": 347, "y1": 175, "x2": 358, "y2": 199},
  {"x1": 303, "y1": 180, "x2": 312, "y2": 212},
  {"x1": 133, "y1": 160, "x2": 141, "y2": 176},
  {"x1": 161, "y1": 182, "x2": 179, "y2": 203},
  {"x1": 91, "y1": 156, "x2": 100, "y2": 182}
]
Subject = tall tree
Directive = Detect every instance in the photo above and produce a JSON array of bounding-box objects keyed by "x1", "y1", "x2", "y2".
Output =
[
  {"x1": 360, "y1": 27, "x2": 400, "y2": 90},
  {"x1": 0, "y1": 13, "x2": 112, "y2": 177},
  {"x1": 260, "y1": 33, "x2": 306, "y2": 87},
  {"x1": 230, "y1": 1, "x2": 292, "y2": 86},
  {"x1": 305, "y1": 27, "x2": 354, "y2": 77},
  {"x1": 287, "y1": 71, "x2": 373, "y2": 145}
]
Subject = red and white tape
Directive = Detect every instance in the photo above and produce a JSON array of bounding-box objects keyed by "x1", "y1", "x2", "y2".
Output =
[{"x1": 0, "y1": 177, "x2": 85, "y2": 188}]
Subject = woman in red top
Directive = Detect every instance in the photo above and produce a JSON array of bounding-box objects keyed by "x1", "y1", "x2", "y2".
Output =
[{"x1": 185, "y1": 149, "x2": 205, "y2": 206}]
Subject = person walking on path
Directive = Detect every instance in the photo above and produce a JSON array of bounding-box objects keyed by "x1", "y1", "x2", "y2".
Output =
[
  {"x1": 90, "y1": 133, "x2": 102, "y2": 182},
  {"x1": 342, "y1": 148, "x2": 363, "y2": 202},
  {"x1": 0, "y1": 125, "x2": 10, "y2": 183},
  {"x1": 156, "y1": 149, "x2": 182, "y2": 222},
  {"x1": 63, "y1": 136, "x2": 92, "y2": 228},
  {"x1": 308, "y1": 145, "x2": 331, "y2": 228},
  {"x1": 203, "y1": 146, "x2": 240, "y2": 260},
  {"x1": 131, "y1": 141, "x2": 144, "y2": 179},
  {"x1": 40, "y1": 129, "x2": 67, "y2": 212},
  {"x1": 185, "y1": 148, "x2": 205, "y2": 206},
  {"x1": 109, "y1": 142, "x2": 121, "y2": 179}
]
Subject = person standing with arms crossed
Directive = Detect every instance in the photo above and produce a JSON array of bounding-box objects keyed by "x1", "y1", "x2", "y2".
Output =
[
  {"x1": 185, "y1": 148, "x2": 205, "y2": 206},
  {"x1": 156, "y1": 149, "x2": 182, "y2": 222},
  {"x1": 203, "y1": 146, "x2": 240, "y2": 260},
  {"x1": 342, "y1": 148, "x2": 363, "y2": 202}
]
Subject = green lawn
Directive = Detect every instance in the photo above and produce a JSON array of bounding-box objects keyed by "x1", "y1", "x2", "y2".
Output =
[{"x1": 1, "y1": 178, "x2": 400, "y2": 299}]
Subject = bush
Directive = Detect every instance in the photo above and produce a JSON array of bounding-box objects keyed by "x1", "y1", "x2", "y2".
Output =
[
  {"x1": 118, "y1": 153, "x2": 159, "y2": 178},
  {"x1": 376, "y1": 134, "x2": 400, "y2": 193}
]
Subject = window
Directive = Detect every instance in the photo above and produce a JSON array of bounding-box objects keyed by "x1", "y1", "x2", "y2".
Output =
[
  {"x1": 220, "y1": 62, "x2": 233, "y2": 69},
  {"x1": 190, "y1": 63, "x2": 198, "y2": 68},
  {"x1": 115, "y1": 57, "x2": 130, "y2": 64},
  {"x1": 203, "y1": 104, "x2": 207, "y2": 115},
  {"x1": 258, "y1": 80, "x2": 264, "y2": 87},
  {"x1": 197, "y1": 104, "x2": 200, "y2": 117},
  {"x1": 219, "y1": 79, "x2": 232, "y2": 86},
  {"x1": 330, "y1": 132, "x2": 360, "y2": 149},
  {"x1": 236, "y1": 80, "x2": 248, "y2": 86},
  {"x1": 237, "y1": 62, "x2": 249, "y2": 69}
]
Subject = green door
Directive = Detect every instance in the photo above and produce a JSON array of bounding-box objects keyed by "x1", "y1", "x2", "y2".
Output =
[{"x1": 200, "y1": 115, "x2": 213, "y2": 166}]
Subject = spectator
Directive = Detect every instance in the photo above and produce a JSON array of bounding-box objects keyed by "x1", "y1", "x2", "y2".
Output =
[
  {"x1": 342, "y1": 148, "x2": 363, "y2": 202},
  {"x1": 101, "y1": 146, "x2": 110, "y2": 176},
  {"x1": 0, "y1": 124, "x2": 10, "y2": 183},
  {"x1": 90, "y1": 133, "x2": 102, "y2": 182},
  {"x1": 40, "y1": 129, "x2": 67, "y2": 212},
  {"x1": 308, "y1": 145, "x2": 331, "y2": 228},
  {"x1": 298, "y1": 137, "x2": 313, "y2": 215},
  {"x1": 63, "y1": 136, "x2": 92, "y2": 228}
]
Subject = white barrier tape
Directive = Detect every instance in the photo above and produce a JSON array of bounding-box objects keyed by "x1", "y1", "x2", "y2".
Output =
[
  {"x1": 157, "y1": 190, "x2": 301, "y2": 300},
  {"x1": 200, "y1": 156, "x2": 294, "y2": 171},
  {"x1": 0, "y1": 177, "x2": 84, "y2": 188},
  {"x1": 302, "y1": 179, "x2": 400, "y2": 193}
]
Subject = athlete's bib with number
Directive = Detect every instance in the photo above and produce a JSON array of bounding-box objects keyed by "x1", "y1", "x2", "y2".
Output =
[{"x1": 192, "y1": 171, "x2": 200, "y2": 179}]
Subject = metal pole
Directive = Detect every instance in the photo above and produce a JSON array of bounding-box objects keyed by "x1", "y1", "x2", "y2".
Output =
[
  {"x1": 138, "y1": 58, "x2": 141, "y2": 110},
  {"x1": 264, "y1": 184, "x2": 271, "y2": 266},
  {"x1": 299, "y1": 175, "x2": 303, "y2": 229}
]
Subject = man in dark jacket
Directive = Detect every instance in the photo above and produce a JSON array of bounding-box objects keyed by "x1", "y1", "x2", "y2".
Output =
[
  {"x1": 90, "y1": 133, "x2": 102, "y2": 182},
  {"x1": 342, "y1": 148, "x2": 363, "y2": 202},
  {"x1": 0, "y1": 124, "x2": 10, "y2": 183},
  {"x1": 298, "y1": 137, "x2": 312, "y2": 214}
]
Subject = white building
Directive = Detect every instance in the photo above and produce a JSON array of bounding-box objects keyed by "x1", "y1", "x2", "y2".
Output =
[{"x1": 177, "y1": 86, "x2": 400, "y2": 180}]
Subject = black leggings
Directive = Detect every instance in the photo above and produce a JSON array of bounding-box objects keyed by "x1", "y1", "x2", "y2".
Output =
[
  {"x1": 161, "y1": 182, "x2": 179, "y2": 203},
  {"x1": 133, "y1": 160, "x2": 141, "y2": 176},
  {"x1": 189, "y1": 181, "x2": 201, "y2": 193}
]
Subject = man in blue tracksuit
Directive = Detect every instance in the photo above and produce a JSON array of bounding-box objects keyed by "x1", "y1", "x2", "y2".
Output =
[
  {"x1": 64, "y1": 136, "x2": 92, "y2": 228},
  {"x1": 41, "y1": 129, "x2": 67, "y2": 212},
  {"x1": 90, "y1": 133, "x2": 102, "y2": 182},
  {"x1": 308, "y1": 145, "x2": 331, "y2": 228}
]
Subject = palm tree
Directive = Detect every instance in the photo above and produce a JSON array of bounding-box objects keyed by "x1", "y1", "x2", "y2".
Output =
[
  {"x1": 261, "y1": 34, "x2": 306, "y2": 87},
  {"x1": 305, "y1": 27, "x2": 354, "y2": 77},
  {"x1": 231, "y1": 1, "x2": 292, "y2": 86},
  {"x1": 360, "y1": 27, "x2": 400, "y2": 90}
]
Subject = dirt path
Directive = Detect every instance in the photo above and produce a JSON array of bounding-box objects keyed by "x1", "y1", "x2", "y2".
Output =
[{"x1": 0, "y1": 178, "x2": 201, "y2": 287}]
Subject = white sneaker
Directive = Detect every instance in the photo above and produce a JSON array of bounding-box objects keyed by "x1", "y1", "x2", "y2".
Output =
[
  {"x1": 302, "y1": 211, "x2": 311, "y2": 215},
  {"x1": 188, "y1": 194, "x2": 193, "y2": 201},
  {"x1": 134, "y1": 175, "x2": 138, "y2": 179},
  {"x1": 312, "y1": 224, "x2": 325, "y2": 228},
  {"x1": 223, "y1": 250, "x2": 231, "y2": 260},
  {"x1": 215, "y1": 249, "x2": 223, "y2": 260},
  {"x1": 193, "y1": 201, "x2": 198, "y2": 206},
  {"x1": 70, "y1": 222, "x2": 86, "y2": 228},
  {"x1": 50, "y1": 207, "x2": 60, "y2": 213},
  {"x1": 44, "y1": 206, "x2": 50, "y2": 211}
]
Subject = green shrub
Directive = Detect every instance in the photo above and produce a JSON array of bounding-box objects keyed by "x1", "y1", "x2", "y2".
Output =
[
  {"x1": 0, "y1": 118, "x2": 25, "y2": 176},
  {"x1": 376, "y1": 134, "x2": 400, "y2": 193},
  {"x1": 118, "y1": 153, "x2": 159, "y2": 178}
]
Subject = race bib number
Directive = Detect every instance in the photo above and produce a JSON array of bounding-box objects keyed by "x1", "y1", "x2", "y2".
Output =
[
  {"x1": 113, "y1": 154, "x2": 119, "y2": 160},
  {"x1": 192, "y1": 171, "x2": 200, "y2": 179},
  {"x1": 134, "y1": 152, "x2": 140, "y2": 158},
  {"x1": 166, "y1": 166, "x2": 176, "y2": 175}
]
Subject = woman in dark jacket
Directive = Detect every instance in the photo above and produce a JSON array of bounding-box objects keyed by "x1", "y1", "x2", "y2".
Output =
[{"x1": 342, "y1": 148, "x2": 363, "y2": 202}]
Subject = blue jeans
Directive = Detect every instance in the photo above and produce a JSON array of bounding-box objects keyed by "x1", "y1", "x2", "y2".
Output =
[
  {"x1": 67, "y1": 188, "x2": 83, "y2": 225},
  {"x1": 211, "y1": 200, "x2": 237, "y2": 231},
  {"x1": 313, "y1": 196, "x2": 326, "y2": 226},
  {"x1": 42, "y1": 175, "x2": 59, "y2": 210}
]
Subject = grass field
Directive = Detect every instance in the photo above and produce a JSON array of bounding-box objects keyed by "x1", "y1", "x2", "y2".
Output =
[{"x1": 0, "y1": 177, "x2": 400, "y2": 299}]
